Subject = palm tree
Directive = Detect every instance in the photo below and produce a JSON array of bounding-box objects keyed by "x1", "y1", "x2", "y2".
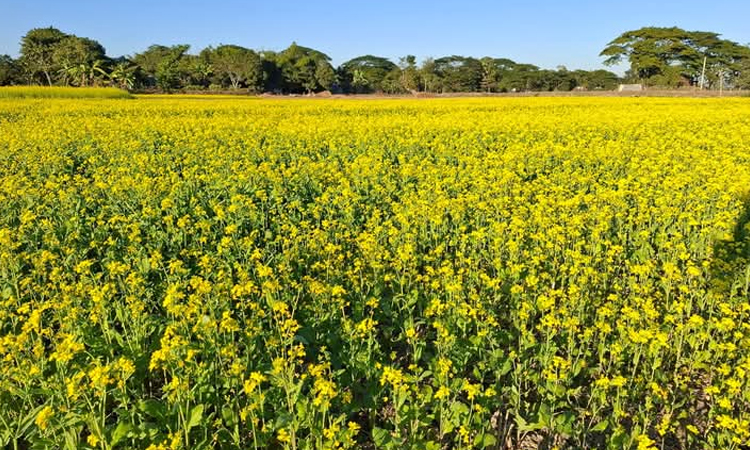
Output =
[
  {"x1": 194, "y1": 61, "x2": 213, "y2": 88},
  {"x1": 56, "y1": 64, "x2": 73, "y2": 86},
  {"x1": 352, "y1": 69, "x2": 368, "y2": 93},
  {"x1": 64, "y1": 63, "x2": 89, "y2": 86},
  {"x1": 88, "y1": 60, "x2": 108, "y2": 86},
  {"x1": 108, "y1": 62, "x2": 136, "y2": 90}
]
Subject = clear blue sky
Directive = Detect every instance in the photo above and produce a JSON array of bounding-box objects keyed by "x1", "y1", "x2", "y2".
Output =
[{"x1": 2, "y1": 0, "x2": 749, "y2": 72}]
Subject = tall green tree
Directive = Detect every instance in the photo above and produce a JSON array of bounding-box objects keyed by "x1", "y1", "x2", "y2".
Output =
[
  {"x1": 19, "y1": 27, "x2": 68, "y2": 85},
  {"x1": 601, "y1": 27, "x2": 692, "y2": 82},
  {"x1": 495, "y1": 63, "x2": 539, "y2": 92},
  {"x1": 0, "y1": 55, "x2": 20, "y2": 86},
  {"x1": 338, "y1": 55, "x2": 397, "y2": 93},
  {"x1": 276, "y1": 42, "x2": 336, "y2": 94},
  {"x1": 259, "y1": 51, "x2": 283, "y2": 93},
  {"x1": 601, "y1": 26, "x2": 750, "y2": 86},
  {"x1": 53, "y1": 36, "x2": 107, "y2": 86},
  {"x1": 176, "y1": 54, "x2": 211, "y2": 88},
  {"x1": 133, "y1": 44, "x2": 190, "y2": 91},
  {"x1": 314, "y1": 60, "x2": 336, "y2": 92},
  {"x1": 433, "y1": 56, "x2": 482, "y2": 92},
  {"x1": 398, "y1": 55, "x2": 420, "y2": 92},
  {"x1": 479, "y1": 57, "x2": 499, "y2": 92},
  {"x1": 350, "y1": 69, "x2": 369, "y2": 92},
  {"x1": 202, "y1": 45, "x2": 262, "y2": 90},
  {"x1": 380, "y1": 68, "x2": 405, "y2": 94},
  {"x1": 419, "y1": 57, "x2": 441, "y2": 93},
  {"x1": 65, "y1": 60, "x2": 107, "y2": 87},
  {"x1": 108, "y1": 60, "x2": 137, "y2": 90}
]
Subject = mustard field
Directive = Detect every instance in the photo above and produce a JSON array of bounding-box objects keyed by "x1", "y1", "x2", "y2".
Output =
[{"x1": 1, "y1": 96, "x2": 750, "y2": 450}]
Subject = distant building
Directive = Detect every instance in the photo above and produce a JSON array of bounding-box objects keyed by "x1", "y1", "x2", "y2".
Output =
[{"x1": 618, "y1": 84, "x2": 644, "y2": 92}]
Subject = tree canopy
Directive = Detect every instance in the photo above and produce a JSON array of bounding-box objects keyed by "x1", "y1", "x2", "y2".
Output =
[
  {"x1": 132, "y1": 44, "x2": 190, "y2": 91},
  {"x1": 19, "y1": 27, "x2": 70, "y2": 85},
  {"x1": 601, "y1": 26, "x2": 750, "y2": 87},
  {"x1": 338, "y1": 55, "x2": 398, "y2": 93},
  {"x1": 271, "y1": 42, "x2": 336, "y2": 94},
  {"x1": 201, "y1": 45, "x2": 262, "y2": 91},
  {"x1": 0, "y1": 55, "x2": 20, "y2": 86},
  {"x1": 6, "y1": 25, "x2": 750, "y2": 93}
]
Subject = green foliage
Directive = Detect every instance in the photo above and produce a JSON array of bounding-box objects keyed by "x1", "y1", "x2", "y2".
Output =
[
  {"x1": 338, "y1": 55, "x2": 398, "y2": 93},
  {"x1": 18, "y1": 28, "x2": 109, "y2": 88},
  {"x1": 133, "y1": 44, "x2": 190, "y2": 90},
  {"x1": 398, "y1": 55, "x2": 420, "y2": 92},
  {"x1": 494, "y1": 62, "x2": 528, "y2": 92},
  {"x1": 108, "y1": 61, "x2": 138, "y2": 90},
  {"x1": 175, "y1": 55, "x2": 209, "y2": 89},
  {"x1": 480, "y1": 57, "x2": 499, "y2": 92},
  {"x1": 260, "y1": 51, "x2": 283, "y2": 93},
  {"x1": 0, "y1": 55, "x2": 20, "y2": 86},
  {"x1": 575, "y1": 69, "x2": 620, "y2": 90},
  {"x1": 53, "y1": 36, "x2": 107, "y2": 86},
  {"x1": 601, "y1": 26, "x2": 750, "y2": 87},
  {"x1": 736, "y1": 59, "x2": 750, "y2": 90},
  {"x1": 419, "y1": 58, "x2": 441, "y2": 93},
  {"x1": 202, "y1": 45, "x2": 262, "y2": 91},
  {"x1": 19, "y1": 27, "x2": 69, "y2": 86},
  {"x1": 273, "y1": 42, "x2": 337, "y2": 94},
  {"x1": 314, "y1": 60, "x2": 336, "y2": 91},
  {"x1": 434, "y1": 56, "x2": 483, "y2": 92},
  {"x1": 381, "y1": 68, "x2": 406, "y2": 94},
  {"x1": 12, "y1": 24, "x2": 750, "y2": 94}
]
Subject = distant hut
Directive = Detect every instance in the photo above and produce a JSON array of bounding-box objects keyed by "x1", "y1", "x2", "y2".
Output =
[{"x1": 618, "y1": 84, "x2": 644, "y2": 92}]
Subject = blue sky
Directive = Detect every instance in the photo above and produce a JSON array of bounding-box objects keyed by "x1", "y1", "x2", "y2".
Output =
[{"x1": 2, "y1": 0, "x2": 749, "y2": 72}]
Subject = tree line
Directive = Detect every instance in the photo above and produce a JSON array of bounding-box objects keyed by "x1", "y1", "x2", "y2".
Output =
[
  {"x1": 0, "y1": 27, "x2": 619, "y2": 94},
  {"x1": 1, "y1": 26, "x2": 749, "y2": 94},
  {"x1": 601, "y1": 26, "x2": 750, "y2": 89}
]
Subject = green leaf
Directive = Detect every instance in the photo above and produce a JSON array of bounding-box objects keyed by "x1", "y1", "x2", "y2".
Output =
[
  {"x1": 417, "y1": 370, "x2": 433, "y2": 382},
  {"x1": 30, "y1": 438, "x2": 56, "y2": 450},
  {"x1": 480, "y1": 433, "x2": 498, "y2": 448},
  {"x1": 0, "y1": 430, "x2": 11, "y2": 447},
  {"x1": 187, "y1": 404, "x2": 204, "y2": 431},
  {"x1": 610, "y1": 427, "x2": 628, "y2": 448},
  {"x1": 450, "y1": 401, "x2": 469, "y2": 418},
  {"x1": 499, "y1": 357, "x2": 513, "y2": 377},
  {"x1": 591, "y1": 419, "x2": 609, "y2": 432},
  {"x1": 372, "y1": 427, "x2": 392, "y2": 448},
  {"x1": 538, "y1": 403, "x2": 552, "y2": 428},
  {"x1": 19, "y1": 404, "x2": 47, "y2": 435},
  {"x1": 139, "y1": 256, "x2": 150, "y2": 274},
  {"x1": 110, "y1": 421, "x2": 132, "y2": 447},
  {"x1": 274, "y1": 413, "x2": 292, "y2": 429},
  {"x1": 221, "y1": 406, "x2": 236, "y2": 427},
  {"x1": 138, "y1": 400, "x2": 166, "y2": 420},
  {"x1": 108, "y1": 328, "x2": 126, "y2": 348},
  {"x1": 555, "y1": 412, "x2": 575, "y2": 435},
  {"x1": 515, "y1": 415, "x2": 543, "y2": 433}
]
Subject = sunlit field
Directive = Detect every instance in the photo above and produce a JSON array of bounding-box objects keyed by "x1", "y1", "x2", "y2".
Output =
[
  {"x1": 0, "y1": 86, "x2": 132, "y2": 99},
  {"x1": 1, "y1": 96, "x2": 749, "y2": 450}
]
